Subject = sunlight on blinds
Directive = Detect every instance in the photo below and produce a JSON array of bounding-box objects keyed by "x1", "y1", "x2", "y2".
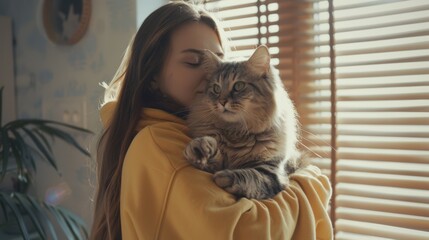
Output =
[
  {"x1": 332, "y1": 0, "x2": 429, "y2": 239},
  {"x1": 297, "y1": 0, "x2": 333, "y2": 180},
  {"x1": 205, "y1": 0, "x2": 281, "y2": 67},
  {"x1": 201, "y1": 0, "x2": 429, "y2": 238}
]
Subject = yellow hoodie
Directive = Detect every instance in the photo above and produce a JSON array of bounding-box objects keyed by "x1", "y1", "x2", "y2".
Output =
[{"x1": 100, "y1": 102, "x2": 333, "y2": 240}]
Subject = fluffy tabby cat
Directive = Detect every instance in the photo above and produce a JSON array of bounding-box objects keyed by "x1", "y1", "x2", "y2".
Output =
[{"x1": 184, "y1": 45, "x2": 302, "y2": 199}]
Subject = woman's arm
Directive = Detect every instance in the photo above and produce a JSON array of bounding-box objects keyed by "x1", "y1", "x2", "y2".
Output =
[{"x1": 120, "y1": 126, "x2": 333, "y2": 240}]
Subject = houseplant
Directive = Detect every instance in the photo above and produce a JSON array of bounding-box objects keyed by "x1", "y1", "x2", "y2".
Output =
[{"x1": 0, "y1": 86, "x2": 92, "y2": 239}]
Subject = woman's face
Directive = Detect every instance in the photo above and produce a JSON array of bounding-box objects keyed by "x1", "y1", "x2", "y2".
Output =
[{"x1": 157, "y1": 22, "x2": 224, "y2": 107}]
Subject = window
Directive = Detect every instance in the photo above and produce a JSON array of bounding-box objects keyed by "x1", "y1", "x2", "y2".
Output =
[{"x1": 201, "y1": 0, "x2": 429, "y2": 239}]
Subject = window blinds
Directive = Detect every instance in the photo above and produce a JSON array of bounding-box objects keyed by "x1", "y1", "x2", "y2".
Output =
[
  {"x1": 202, "y1": 0, "x2": 429, "y2": 239},
  {"x1": 328, "y1": 1, "x2": 429, "y2": 239}
]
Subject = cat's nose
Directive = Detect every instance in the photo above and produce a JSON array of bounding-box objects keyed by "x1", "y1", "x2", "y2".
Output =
[{"x1": 219, "y1": 99, "x2": 227, "y2": 106}]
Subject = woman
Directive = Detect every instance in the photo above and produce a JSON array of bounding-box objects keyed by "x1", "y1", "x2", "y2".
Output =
[{"x1": 90, "y1": 2, "x2": 333, "y2": 240}]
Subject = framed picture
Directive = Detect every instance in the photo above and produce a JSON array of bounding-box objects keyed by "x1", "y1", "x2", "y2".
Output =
[{"x1": 43, "y1": 0, "x2": 91, "y2": 45}]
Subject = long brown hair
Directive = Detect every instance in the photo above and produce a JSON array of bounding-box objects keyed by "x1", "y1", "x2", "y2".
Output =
[{"x1": 90, "y1": 2, "x2": 224, "y2": 240}]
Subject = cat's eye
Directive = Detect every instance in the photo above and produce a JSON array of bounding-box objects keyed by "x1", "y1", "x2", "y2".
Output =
[
  {"x1": 233, "y1": 81, "x2": 245, "y2": 91},
  {"x1": 213, "y1": 84, "x2": 221, "y2": 94}
]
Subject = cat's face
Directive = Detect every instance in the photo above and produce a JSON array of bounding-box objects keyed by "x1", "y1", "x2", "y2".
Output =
[{"x1": 200, "y1": 46, "x2": 276, "y2": 124}]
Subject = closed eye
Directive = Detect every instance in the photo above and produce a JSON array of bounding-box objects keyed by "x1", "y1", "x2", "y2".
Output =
[{"x1": 185, "y1": 62, "x2": 201, "y2": 68}]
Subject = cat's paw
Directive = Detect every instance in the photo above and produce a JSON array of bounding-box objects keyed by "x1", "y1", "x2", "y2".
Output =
[
  {"x1": 213, "y1": 170, "x2": 241, "y2": 195},
  {"x1": 214, "y1": 169, "x2": 282, "y2": 199},
  {"x1": 184, "y1": 136, "x2": 218, "y2": 172}
]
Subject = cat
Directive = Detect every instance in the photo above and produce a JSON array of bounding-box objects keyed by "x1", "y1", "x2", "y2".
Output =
[{"x1": 184, "y1": 45, "x2": 303, "y2": 200}]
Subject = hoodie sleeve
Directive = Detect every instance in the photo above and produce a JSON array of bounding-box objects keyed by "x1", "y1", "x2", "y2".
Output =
[
  {"x1": 161, "y1": 164, "x2": 333, "y2": 240},
  {"x1": 120, "y1": 125, "x2": 333, "y2": 240}
]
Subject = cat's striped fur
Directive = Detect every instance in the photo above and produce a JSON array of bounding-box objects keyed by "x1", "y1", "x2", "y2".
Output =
[{"x1": 184, "y1": 45, "x2": 302, "y2": 199}]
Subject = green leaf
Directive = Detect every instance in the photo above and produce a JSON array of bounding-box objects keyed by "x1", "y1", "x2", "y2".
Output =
[
  {"x1": 6, "y1": 119, "x2": 93, "y2": 134},
  {"x1": 10, "y1": 129, "x2": 36, "y2": 172},
  {"x1": 3, "y1": 119, "x2": 26, "y2": 131},
  {"x1": 0, "y1": 198, "x2": 8, "y2": 222},
  {"x1": 34, "y1": 128, "x2": 53, "y2": 152},
  {"x1": 14, "y1": 193, "x2": 47, "y2": 239},
  {"x1": 0, "y1": 86, "x2": 3, "y2": 127},
  {"x1": 9, "y1": 139, "x2": 24, "y2": 179},
  {"x1": 26, "y1": 195, "x2": 58, "y2": 240},
  {"x1": 57, "y1": 208, "x2": 82, "y2": 240},
  {"x1": 20, "y1": 127, "x2": 58, "y2": 171},
  {"x1": 0, "y1": 193, "x2": 31, "y2": 239},
  {"x1": 1, "y1": 129, "x2": 10, "y2": 181},
  {"x1": 61, "y1": 208, "x2": 88, "y2": 239},
  {"x1": 45, "y1": 120, "x2": 93, "y2": 134},
  {"x1": 39, "y1": 125, "x2": 91, "y2": 157},
  {"x1": 44, "y1": 203, "x2": 74, "y2": 238},
  {"x1": 59, "y1": 207, "x2": 87, "y2": 230}
]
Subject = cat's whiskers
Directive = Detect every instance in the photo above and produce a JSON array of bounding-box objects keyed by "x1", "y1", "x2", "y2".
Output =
[
  {"x1": 297, "y1": 123, "x2": 337, "y2": 153},
  {"x1": 296, "y1": 129, "x2": 337, "y2": 162},
  {"x1": 298, "y1": 141, "x2": 323, "y2": 159}
]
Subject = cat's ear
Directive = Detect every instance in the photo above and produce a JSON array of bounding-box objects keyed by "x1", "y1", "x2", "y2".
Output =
[
  {"x1": 202, "y1": 49, "x2": 221, "y2": 74},
  {"x1": 247, "y1": 45, "x2": 270, "y2": 75}
]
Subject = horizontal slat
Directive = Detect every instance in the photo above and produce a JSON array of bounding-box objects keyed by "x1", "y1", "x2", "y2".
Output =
[
  {"x1": 337, "y1": 135, "x2": 429, "y2": 151},
  {"x1": 337, "y1": 147, "x2": 429, "y2": 164},
  {"x1": 337, "y1": 195, "x2": 429, "y2": 217},
  {"x1": 302, "y1": 114, "x2": 429, "y2": 126},
  {"x1": 299, "y1": 101, "x2": 429, "y2": 113},
  {"x1": 336, "y1": 183, "x2": 429, "y2": 203},
  {"x1": 303, "y1": 124, "x2": 429, "y2": 138},
  {"x1": 277, "y1": 29, "x2": 429, "y2": 48},
  {"x1": 301, "y1": 134, "x2": 429, "y2": 151},
  {"x1": 305, "y1": 94, "x2": 429, "y2": 102},
  {"x1": 276, "y1": 0, "x2": 426, "y2": 20},
  {"x1": 336, "y1": 232, "x2": 393, "y2": 240},
  {"x1": 275, "y1": 17, "x2": 429, "y2": 39},
  {"x1": 335, "y1": 29, "x2": 429, "y2": 44},
  {"x1": 228, "y1": 44, "x2": 259, "y2": 51},
  {"x1": 338, "y1": 127, "x2": 429, "y2": 138},
  {"x1": 336, "y1": 219, "x2": 429, "y2": 240},
  {"x1": 337, "y1": 207, "x2": 429, "y2": 231},
  {"x1": 337, "y1": 93, "x2": 429, "y2": 102},
  {"x1": 307, "y1": 157, "x2": 331, "y2": 170},
  {"x1": 336, "y1": 160, "x2": 429, "y2": 177},
  {"x1": 229, "y1": 34, "x2": 260, "y2": 41},
  {"x1": 302, "y1": 146, "x2": 332, "y2": 159},
  {"x1": 335, "y1": 16, "x2": 429, "y2": 34},
  {"x1": 301, "y1": 106, "x2": 429, "y2": 113},
  {"x1": 300, "y1": 78, "x2": 429, "y2": 91},
  {"x1": 335, "y1": 41, "x2": 429, "y2": 56},
  {"x1": 299, "y1": 133, "x2": 331, "y2": 147},
  {"x1": 304, "y1": 89, "x2": 429, "y2": 102},
  {"x1": 336, "y1": 171, "x2": 429, "y2": 190},
  {"x1": 222, "y1": 17, "x2": 258, "y2": 29},
  {"x1": 278, "y1": 52, "x2": 330, "y2": 61},
  {"x1": 300, "y1": 68, "x2": 429, "y2": 81},
  {"x1": 296, "y1": 55, "x2": 429, "y2": 69},
  {"x1": 334, "y1": 4, "x2": 429, "y2": 23},
  {"x1": 220, "y1": 12, "x2": 257, "y2": 21},
  {"x1": 333, "y1": 0, "x2": 404, "y2": 12},
  {"x1": 206, "y1": 1, "x2": 256, "y2": 12}
]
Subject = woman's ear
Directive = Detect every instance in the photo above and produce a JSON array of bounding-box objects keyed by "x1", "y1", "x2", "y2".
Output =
[
  {"x1": 202, "y1": 49, "x2": 221, "y2": 74},
  {"x1": 247, "y1": 45, "x2": 270, "y2": 75}
]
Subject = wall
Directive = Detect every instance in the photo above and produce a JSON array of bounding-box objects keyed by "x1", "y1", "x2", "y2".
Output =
[{"x1": 0, "y1": 0, "x2": 138, "y2": 232}]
